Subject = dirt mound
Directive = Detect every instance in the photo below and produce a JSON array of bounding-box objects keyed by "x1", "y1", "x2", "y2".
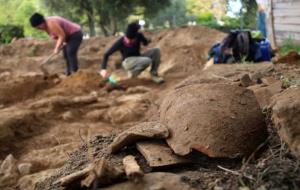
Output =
[
  {"x1": 0, "y1": 74, "x2": 54, "y2": 105},
  {"x1": 0, "y1": 39, "x2": 54, "y2": 58},
  {"x1": 248, "y1": 80, "x2": 283, "y2": 108},
  {"x1": 174, "y1": 63, "x2": 275, "y2": 89},
  {"x1": 271, "y1": 87, "x2": 300, "y2": 158},
  {"x1": 160, "y1": 82, "x2": 267, "y2": 157},
  {"x1": 153, "y1": 26, "x2": 225, "y2": 76},
  {"x1": 274, "y1": 51, "x2": 300, "y2": 64},
  {"x1": 3, "y1": 26, "x2": 298, "y2": 190},
  {"x1": 0, "y1": 26, "x2": 224, "y2": 81},
  {"x1": 46, "y1": 70, "x2": 101, "y2": 95}
]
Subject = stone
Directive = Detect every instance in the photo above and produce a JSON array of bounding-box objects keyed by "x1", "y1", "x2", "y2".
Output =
[
  {"x1": 240, "y1": 74, "x2": 253, "y2": 87},
  {"x1": 61, "y1": 111, "x2": 74, "y2": 121},
  {"x1": 0, "y1": 154, "x2": 19, "y2": 188},
  {"x1": 108, "y1": 122, "x2": 169, "y2": 154},
  {"x1": 248, "y1": 81, "x2": 283, "y2": 108},
  {"x1": 160, "y1": 82, "x2": 267, "y2": 158},
  {"x1": 271, "y1": 87, "x2": 300, "y2": 158},
  {"x1": 136, "y1": 141, "x2": 190, "y2": 167},
  {"x1": 18, "y1": 163, "x2": 32, "y2": 176}
]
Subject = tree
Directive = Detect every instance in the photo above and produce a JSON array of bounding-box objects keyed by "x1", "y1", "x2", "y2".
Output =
[
  {"x1": 149, "y1": 0, "x2": 191, "y2": 28},
  {"x1": 186, "y1": 0, "x2": 227, "y2": 21},
  {"x1": 92, "y1": 0, "x2": 171, "y2": 36},
  {"x1": 225, "y1": 0, "x2": 257, "y2": 29},
  {"x1": 240, "y1": 0, "x2": 257, "y2": 29},
  {"x1": 41, "y1": 0, "x2": 96, "y2": 36},
  {"x1": 0, "y1": 0, "x2": 47, "y2": 37}
]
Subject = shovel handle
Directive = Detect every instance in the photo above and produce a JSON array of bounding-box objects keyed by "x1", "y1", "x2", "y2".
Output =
[
  {"x1": 41, "y1": 53, "x2": 56, "y2": 65},
  {"x1": 40, "y1": 44, "x2": 66, "y2": 65}
]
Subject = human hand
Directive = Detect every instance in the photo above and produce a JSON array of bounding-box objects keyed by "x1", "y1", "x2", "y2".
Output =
[
  {"x1": 99, "y1": 69, "x2": 109, "y2": 78},
  {"x1": 53, "y1": 48, "x2": 60, "y2": 55}
]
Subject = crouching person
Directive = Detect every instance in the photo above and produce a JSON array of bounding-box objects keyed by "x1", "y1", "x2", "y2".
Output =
[{"x1": 100, "y1": 22, "x2": 164, "y2": 84}]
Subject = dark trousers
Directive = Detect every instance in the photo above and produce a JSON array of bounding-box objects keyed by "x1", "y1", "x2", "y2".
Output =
[{"x1": 63, "y1": 31, "x2": 83, "y2": 75}]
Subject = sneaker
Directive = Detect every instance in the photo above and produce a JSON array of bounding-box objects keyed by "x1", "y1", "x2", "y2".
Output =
[{"x1": 151, "y1": 75, "x2": 165, "y2": 84}]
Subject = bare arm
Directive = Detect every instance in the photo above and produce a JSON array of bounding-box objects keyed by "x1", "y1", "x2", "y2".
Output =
[{"x1": 47, "y1": 20, "x2": 65, "y2": 53}]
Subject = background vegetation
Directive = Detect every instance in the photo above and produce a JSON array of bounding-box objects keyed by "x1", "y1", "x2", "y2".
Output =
[{"x1": 0, "y1": 0, "x2": 258, "y2": 42}]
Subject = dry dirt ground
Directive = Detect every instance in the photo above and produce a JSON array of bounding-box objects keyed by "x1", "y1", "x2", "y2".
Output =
[{"x1": 0, "y1": 26, "x2": 299, "y2": 190}]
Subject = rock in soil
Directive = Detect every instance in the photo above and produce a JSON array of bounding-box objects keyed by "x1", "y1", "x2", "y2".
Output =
[
  {"x1": 271, "y1": 87, "x2": 300, "y2": 158},
  {"x1": 0, "y1": 154, "x2": 19, "y2": 188},
  {"x1": 240, "y1": 74, "x2": 253, "y2": 87},
  {"x1": 136, "y1": 140, "x2": 190, "y2": 168},
  {"x1": 18, "y1": 163, "x2": 33, "y2": 176},
  {"x1": 274, "y1": 50, "x2": 300, "y2": 64},
  {"x1": 160, "y1": 82, "x2": 267, "y2": 158},
  {"x1": 248, "y1": 80, "x2": 283, "y2": 108},
  {"x1": 108, "y1": 122, "x2": 169, "y2": 154}
]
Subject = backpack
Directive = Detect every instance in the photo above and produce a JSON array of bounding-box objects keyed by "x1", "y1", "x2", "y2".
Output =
[
  {"x1": 208, "y1": 43, "x2": 234, "y2": 64},
  {"x1": 208, "y1": 30, "x2": 252, "y2": 63},
  {"x1": 208, "y1": 30, "x2": 272, "y2": 63}
]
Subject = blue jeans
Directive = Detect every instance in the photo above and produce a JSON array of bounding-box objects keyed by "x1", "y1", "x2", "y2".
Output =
[{"x1": 257, "y1": 11, "x2": 267, "y2": 38}]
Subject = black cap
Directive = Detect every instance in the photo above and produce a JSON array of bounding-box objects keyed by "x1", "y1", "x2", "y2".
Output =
[
  {"x1": 30, "y1": 13, "x2": 45, "y2": 27},
  {"x1": 126, "y1": 22, "x2": 141, "y2": 39}
]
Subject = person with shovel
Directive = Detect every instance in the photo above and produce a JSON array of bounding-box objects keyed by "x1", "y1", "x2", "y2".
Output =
[
  {"x1": 30, "y1": 13, "x2": 83, "y2": 76},
  {"x1": 100, "y1": 22, "x2": 164, "y2": 84}
]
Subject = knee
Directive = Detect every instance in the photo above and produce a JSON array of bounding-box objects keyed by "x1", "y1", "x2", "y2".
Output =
[
  {"x1": 141, "y1": 58, "x2": 152, "y2": 67},
  {"x1": 152, "y1": 48, "x2": 161, "y2": 59},
  {"x1": 152, "y1": 48, "x2": 160, "y2": 54}
]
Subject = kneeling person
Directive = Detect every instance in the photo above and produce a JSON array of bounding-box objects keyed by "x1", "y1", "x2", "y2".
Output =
[{"x1": 100, "y1": 22, "x2": 164, "y2": 84}]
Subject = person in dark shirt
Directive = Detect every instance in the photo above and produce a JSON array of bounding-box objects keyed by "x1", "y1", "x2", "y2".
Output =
[{"x1": 100, "y1": 22, "x2": 164, "y2": 84}]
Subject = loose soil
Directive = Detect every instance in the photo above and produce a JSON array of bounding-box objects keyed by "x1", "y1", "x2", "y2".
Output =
[{"x1": 0, "y1": 26, "x2": 299, "y2": 190}]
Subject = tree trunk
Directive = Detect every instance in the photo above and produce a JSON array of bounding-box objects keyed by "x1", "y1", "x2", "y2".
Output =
[
  {"x1": 87, "y1": 12, "x2": 96, "y2": 37},
  {"x1": 81, "y1": 0, "x2": 96, "y2": 37},
  {"x1": 99, "y1": 21, "x2": 110, "y2": 36}
]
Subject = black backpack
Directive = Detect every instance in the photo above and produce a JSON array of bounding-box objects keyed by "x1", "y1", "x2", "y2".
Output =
[{"x1": 219, "y1": 30, "x2": 254, "y2": 62}]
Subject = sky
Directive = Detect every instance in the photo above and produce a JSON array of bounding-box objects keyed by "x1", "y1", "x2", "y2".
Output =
[{"x1": 227, "y1": 0, "x2": 242, "y2": 17}]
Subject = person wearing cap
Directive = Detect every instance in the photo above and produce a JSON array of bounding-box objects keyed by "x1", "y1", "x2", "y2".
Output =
[
  {"x1": 100, "y1": 22, "x2": 164, "y2": 84},
  {"x1": 30, "y1": 13, "x2": 83, "y2": 76}
]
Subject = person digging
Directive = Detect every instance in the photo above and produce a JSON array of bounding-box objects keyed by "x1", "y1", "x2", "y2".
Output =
[
  {"x1": 30, "y1": 13, "x2": 83, "y2": 76},
  {"x1": 99, "y1": 22, "x2": 164, "y2": 84}
]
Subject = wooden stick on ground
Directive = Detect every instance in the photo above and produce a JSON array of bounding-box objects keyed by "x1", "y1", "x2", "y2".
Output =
[
  {"x1": 122, "y1": 155, "x2": 144, "y2": 183},
  {"x1": 81, "y1": 158, "x2": 124, "y2": 188},
  {"x1": 202, "y1": 58, "x2": 214, "y2": 71}
]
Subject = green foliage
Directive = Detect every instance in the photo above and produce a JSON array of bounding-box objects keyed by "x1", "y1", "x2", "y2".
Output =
[
  {"x1": 241, "y1": 0, "x2": 257, "y2": 29},
  {"x1": 149, "y1": 0, "x2": 192, "y2": 28},
  {"x1": 0, "y1": 25, "x2": 24, "y2": 43},
  {"x1": 0, "y1": 0, "x2": 47, "y2": 38},
  {"x1": 280, "y1": 38, "x2": 300, "y2": 55},
  {"x1": 197, "y1": 12, "x2": 218, "y2": 27},
  {"x1": 186, "y1": 0, "x2": 213, "y2": 15},
  {"x1": 42, "y1": 0, "x2": 171, "y2": 36}
]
